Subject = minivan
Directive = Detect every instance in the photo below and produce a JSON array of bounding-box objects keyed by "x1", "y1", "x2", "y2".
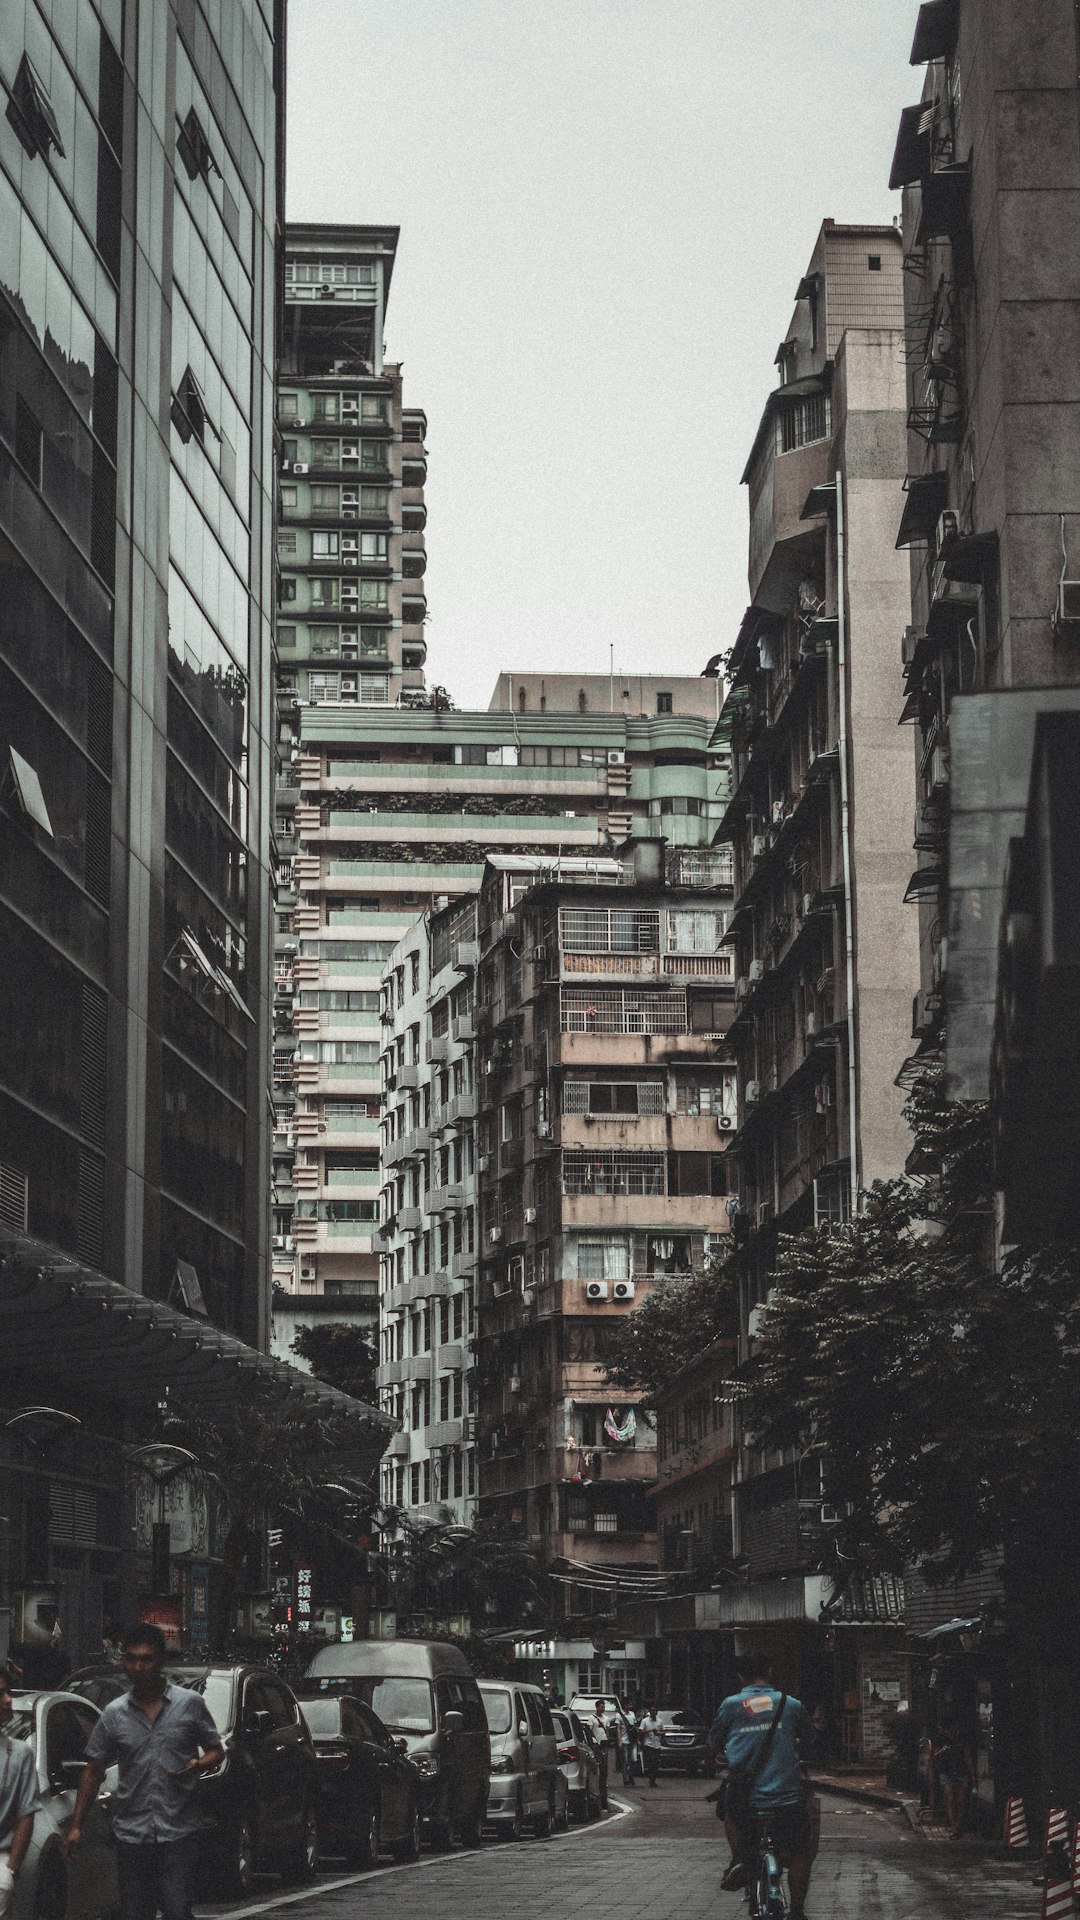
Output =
[
  {"x1": 304, "y1": 1639, "x2": 489, "y2": 1847},
  {"x1": 479, "y1": 1679, "x2": 561, "y2": 1838}
]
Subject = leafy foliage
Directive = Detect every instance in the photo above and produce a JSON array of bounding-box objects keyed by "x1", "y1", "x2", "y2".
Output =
[
  {"x1": 747, "y1": 1071, "x2": 1080, "y2": 1583},
  {"x1": 291, "y1": 1320, "x2": 377, "y2": 1404},
  {"x1": 602, "y1": 1259, "x2": 739, "y2": 1403}
]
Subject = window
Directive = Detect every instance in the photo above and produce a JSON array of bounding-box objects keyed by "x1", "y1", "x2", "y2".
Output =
[
  {"x1": 577, "y1": 1237, "x2": 630, "y2": 1280},
  {"x1": 868, "y1": 254, "x2": 882, "y2": 271},
  {"x1": 562, "y1": 1151, "x2": 665, "y2": 1197},
  {"x1": 14, "y1": 399, "x2": 42, "y2": 486},
  {"x1": 312, "y1": 531, "x2": 339, "y2": 558},
  {"x1": 358, "y1": 580, "x2": 388, "y2": 608},
  {"x1": 314, "y1": 394, "x2": 340, "y2": 421},
  {"x1": 559, "y1": 908, "x2": 660, "y2": 954},
  {"x1": 688, "y1": 993, "x2": 729, "y2": 1034},
  {"x1": 277, "y1": 530, "x2": 297, "y2": 553},
  {"x1": 675, "y1": 1074, "x2": 736, "y2": 1120},
  {"x1": 361, "y1": 395, "x2": 387, "y2": 422},
  {"x1": 278, "y1": 625, "x2": 296, "y2": 650},
  {"x1": 278, "y1": 579, "x2": 297, "y2": 604},
  {"x1": 177, "y1": 106, "x2": 219, "y2": 182},
  {"x1": 778, "y1": 391, "x2": 830, "y2": 454},
  {"x1": 7, "y1": 53, "x2": 65, "y2": 160},
  {"x1": 278, "y1": 392, "x2": 300, "y2": 422},
  {"x1": 170, "y1": 367, "x2": 216, "y2": 447},
  {"x1": 311, "y1": 485, "x2": 338, "y2": 511},
  {"x1": 359, "y1": 532, "x2": 388, "y2": 562},
  {"x1": 360, "y1": 442, "x2": 386, "y2": 471},
  {"x1": 562, "y1": 1080, "x2": 664, "y2": 1116},
  {"x1": 656, "y1": 691, "x2": 673, "y2": 714},
  {"x1": 667, "y1": 909, "x2": 726, "y2": 953},
  {"x1": 361, "y1": 487, "x2": 390, "y2": 512},
  {"x1": 280, "y1": 486, "x2": 297, "y2": 509},
  {"x1": 309, "y1": 578, "x2": 340, "y2": 608},
  {"x1": 561, "y1": 988, "x2": 686, "y2": 1035}
]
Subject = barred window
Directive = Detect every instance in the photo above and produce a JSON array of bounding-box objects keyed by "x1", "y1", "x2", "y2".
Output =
[
  {"x1": 667, "y1": 909, "x2": 726, "y2": 953},
  {"x1": 562, "y1": 1080, "x2": 665, "y2": 1115},
  {"x1": 559, "y1": 907, "x2": 660, "y2": 953},
  {"x1": 561, "y1": 989, "x2": 687, "y2": 1034},
  {"x1": 778, "y1": 391, "x2": 830, "y2": 454},
  {"x1": 562, "y1": 1150, "x2": 666, "y2": 1197},
  {"x1": 577, "y1": 1236, "x2": 630, "y2": 1279}
]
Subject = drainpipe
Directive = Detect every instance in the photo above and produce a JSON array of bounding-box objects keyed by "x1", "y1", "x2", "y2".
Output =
[{"x1": 834, "y1": 475, "x2": 860, "y2": 1216}]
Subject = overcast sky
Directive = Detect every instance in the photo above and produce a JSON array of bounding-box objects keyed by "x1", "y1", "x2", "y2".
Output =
[{"x1": 286, "y1": 1, "x2": 917, "y2": 710}]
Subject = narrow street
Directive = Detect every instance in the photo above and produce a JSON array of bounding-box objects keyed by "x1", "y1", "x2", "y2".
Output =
[{"x1": 197, "y1": 1782, "x2": 1038, "y2": 1920}]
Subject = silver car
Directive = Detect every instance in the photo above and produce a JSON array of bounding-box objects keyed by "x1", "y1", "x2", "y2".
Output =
[
  {"x1": 478, "y1": 1681, "x2": 564, "y2": 1838},
  {"x1": 8, "y1": 1690, "x2": 118, "y2": 1920},
  {"x1": 550, "y1": 1709, "x2": 601, "y2": 1821}
]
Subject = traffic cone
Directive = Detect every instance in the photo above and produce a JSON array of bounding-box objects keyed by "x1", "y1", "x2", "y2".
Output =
[
  {"x1": 1004, "y1": 1797, "x2": 1030, "y2": 1849},
  {"x1": 1046, "y1": 1809, "x2": 1071, "y2": 1853},
  {"x1": 1071, "y1": 1819, "x2": 1080, "y2": 1903},
  {"x1": 1040, "y1": 1845, "x2": 1074, "y2": 1920}
]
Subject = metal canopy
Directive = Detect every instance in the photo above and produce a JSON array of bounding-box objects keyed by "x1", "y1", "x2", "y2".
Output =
[
  {"x1": 889, "y1": 102, "x2": 933, "y2": 191},
  {"x1": 0, "y1": 1225, "x2": 393, "y2": 1451},
  {"x1": 895, "y1": 471, "x2": 950, "y2": 549},
  {"x1": 910, "y1": 0, "x2": 959, "y2": 66}
]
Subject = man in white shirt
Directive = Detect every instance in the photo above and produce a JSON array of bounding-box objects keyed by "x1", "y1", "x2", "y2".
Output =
[{"x1": 0, "y1": 1665, "x2": 42, "y2": 1919}]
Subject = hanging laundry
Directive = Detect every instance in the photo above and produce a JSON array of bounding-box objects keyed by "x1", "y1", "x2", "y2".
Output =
[{"x1": 605, "y1": 1406, "x2": 637, "y2": 1444}]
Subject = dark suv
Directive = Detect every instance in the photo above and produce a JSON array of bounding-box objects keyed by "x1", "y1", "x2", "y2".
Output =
[{"x1": 68, "y1": 1662, "x2": 320, "y2": 1895}]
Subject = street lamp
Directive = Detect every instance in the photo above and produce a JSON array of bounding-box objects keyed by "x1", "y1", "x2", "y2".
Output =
[{"x1": 131, "y1": 1443, "x2": 200, "y2": 1600}]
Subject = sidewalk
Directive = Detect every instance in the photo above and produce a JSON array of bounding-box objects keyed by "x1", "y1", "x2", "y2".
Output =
[{"x1": 809, "y1": 1765, "x2": 909, "y2": 1810}]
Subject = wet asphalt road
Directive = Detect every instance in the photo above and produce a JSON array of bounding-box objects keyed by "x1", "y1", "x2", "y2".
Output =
[{"x1": 196, "y1": 1778, "x2": 1037, "y2": 1920}]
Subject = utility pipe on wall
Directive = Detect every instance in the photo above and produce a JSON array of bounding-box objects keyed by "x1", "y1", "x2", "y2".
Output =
[{"x1": 834, "y1": 474, "x2": 861, "y2": 1217}]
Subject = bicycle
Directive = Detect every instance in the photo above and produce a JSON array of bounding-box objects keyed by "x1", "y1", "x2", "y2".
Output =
[{"x1": 746, "y1": 1810, "x2": 788, "y2": 1920}]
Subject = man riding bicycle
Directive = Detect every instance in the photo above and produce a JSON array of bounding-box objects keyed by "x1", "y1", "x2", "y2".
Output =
[{"x1": 707, "y1": 1653, "x2": 819, "y2": 1920}]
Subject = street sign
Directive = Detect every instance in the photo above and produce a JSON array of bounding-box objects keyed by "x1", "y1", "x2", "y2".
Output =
[{"x1": 340, "y1": 1615, "x2": 354, "y2": 1643}]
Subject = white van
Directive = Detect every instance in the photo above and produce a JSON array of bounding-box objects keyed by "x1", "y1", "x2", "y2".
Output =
[{"x1": 479, "y1": 1679, "x2": 563, "y2": 1837}]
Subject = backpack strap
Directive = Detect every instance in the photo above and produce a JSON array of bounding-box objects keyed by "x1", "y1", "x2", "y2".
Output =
[{"x1": 744, "y1": 1692, "x2": 788, "y2": 1789}]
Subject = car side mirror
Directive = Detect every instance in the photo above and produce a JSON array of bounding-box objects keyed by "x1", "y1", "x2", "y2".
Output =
[
  {"x1": 394, "y1": 1738, "x2": 409, "y2": 1757},
  {"x1": 55, "y1": 1758, "x2": 86, "y2": 1790},
  {"x1": 442, "y1": 1709, "x2": 464, "y2": 1732},
  {"x1": 518, "y1": 1721, "x2": 530, "y2": 1740},
  {"x1": 245, "y1": 1709, "x2": 273, "y2": 1736}
]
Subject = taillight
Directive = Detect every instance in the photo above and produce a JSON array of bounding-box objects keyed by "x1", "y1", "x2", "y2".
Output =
[{"x1": 558, "y1": 1744, "x2": 579, "y2": 1762}]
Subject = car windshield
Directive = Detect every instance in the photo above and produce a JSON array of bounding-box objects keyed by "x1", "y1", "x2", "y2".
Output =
[
  {"x1": 551, "y1": 1713, "x2": 571, "y2": 1739},
  {"x1": 331, "y1": 1677, "x2": 433, "y2": 1733},
  {"x1": 480, "y1": 1690, "x2": 512, "y2": 1734},
  {"x1": 658, "y1": 1710, "x2": 704, "y2": 1728}
]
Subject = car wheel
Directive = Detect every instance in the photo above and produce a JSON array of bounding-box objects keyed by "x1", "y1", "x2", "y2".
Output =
[
  {"x1": 427, "y1": 1802, "x2": 454, "y2": 1852},
  {"x1": 219, "y1": 1811, "x2": 255, "y2": 1899},
  {"x1": 33, "y1": 1852, "x2": 66, "y2": 1920},
  {"x1": 532, "y1": 1786, "x2": 555, "y2": 1839},
  {"x1": 509, "y1": 1791, "x2": 524, "y2": 1841},
  {"x1": 393, "y1": 1798, "x2": 422, "y2": 1862},
  {"x1": 556, "y1": 1790, "x2": 570, "y2": 1832},
  {"x1": 281, "y1": 1798, "x2": 319, "y2": 1884},
  {"x1": 345, "y1": 1796, "x2": 380, "y2": 1871},
  {"x1": 587, "y1": 1785, "x2": 601, "y2": 1820}
]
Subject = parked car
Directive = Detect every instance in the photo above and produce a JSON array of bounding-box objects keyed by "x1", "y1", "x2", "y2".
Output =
[
  {"x1": 297, "y1": 1691, "x2": 422, "y2": 1867},
  {"x1": 478, "y1": 1680, "x2": 562, "y2": 1838},
  {"x1": 650, "y1": 1708, "x2": 711, "y2": 1774},
  {"x1": 64, "y1": 1666, "x2": 129, "y2": 1710},
  {"x1": 550, "y1": 1707, "x2": 601, "y2": 1821},
  {"x1": 161, "y1": 1665, "x2": 319, "y2": 1895},
  {"x1": 7, "y1": 1690, "x2": 118, "y2": 1920},
  {"x1": 568, "y1": 1695, "x2": 626, "y2": 1801},
  {"x1": 305, "y1": 1638, "x2": 489, "y2": 1849}
]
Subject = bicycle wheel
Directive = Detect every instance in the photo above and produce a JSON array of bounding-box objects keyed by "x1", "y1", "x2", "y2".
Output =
[{"x1": 761, "y1": 1847, "x2": 787, "y2": 1920}]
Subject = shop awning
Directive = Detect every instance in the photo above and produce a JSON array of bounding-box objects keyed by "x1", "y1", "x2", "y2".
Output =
[
  {"x1": 911, "y1": 1613, "x2": 983, "y2": 1642},
  {"x1": 0, "y1": 1225, "x2": 393, "y2": 1459},
  {"x1": 889, "y1": 102, "x2": 934, "y2": 190},
  {"x1": 821, "y1": 1573, "x2": 905, "y2": 1626},
  {"x1": 896, "y1": 471, "x2": 950, "y2": 548},
  {"x1": 910, "y1": 0, "x2": 959, "y2": 65}
]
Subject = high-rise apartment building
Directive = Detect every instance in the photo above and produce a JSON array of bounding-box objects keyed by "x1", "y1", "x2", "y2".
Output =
[
  {"x1": 271, "y1": 678, "x2": 727, "y2": 1365},
  {"x1": 711, "y1": 221, "x2": 919, "y2": 1734},
  {"x1": 890, "y1": 0, "x2": 1080, "y2": 1227}
]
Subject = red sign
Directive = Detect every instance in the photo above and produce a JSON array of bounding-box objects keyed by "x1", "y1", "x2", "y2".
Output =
[{"x1": 139, "y1": 1598, "x2": 182, "y2": 1649}]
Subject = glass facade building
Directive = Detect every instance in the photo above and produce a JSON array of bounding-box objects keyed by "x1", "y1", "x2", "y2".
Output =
[{"x1": 0, "y1": 0, "x2": 285, "y2": 1346}]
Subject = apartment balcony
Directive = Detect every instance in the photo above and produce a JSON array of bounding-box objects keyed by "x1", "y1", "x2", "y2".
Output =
[
  {"x1": 559, "y1": 1113, "x2": 734, "y2": 1154},
  {"x1": 560, "y1": 1192, "x2": 725, "y2": 1232},
  {"x1": 425, "y1": 1418, "x2": 465, "y2": 1450},
  {"x1": 401, "y1": 500, "x2": 427, "y2": 532},
  {"x1": 382, "y1": 1430, "x2": 410, "y2": 1459},
  {"x1": 556, "y1": 950, "x2": 734, "y2": 984},
  {"x1": 451, "y1": 1250, "x2": 476, "y2": 1281},
  {"x1": 746, "y1": 430, "x2": 831, "y2": 614},
  {"x1": 402, "y1": 545, "x2": 427, "y2": 577},
  {"x1": 556, "y1": 1030, "x2": 728, "y2": 1069}
]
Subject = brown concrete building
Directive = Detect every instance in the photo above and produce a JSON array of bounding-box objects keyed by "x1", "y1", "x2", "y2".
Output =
[{"x1": 472, "y1": 850, "x2": 736, "y2": 1649}]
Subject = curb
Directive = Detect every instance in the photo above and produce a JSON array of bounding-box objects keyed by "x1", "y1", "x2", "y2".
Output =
[{"x1": 809, "y1": 1775, "x2": 914, "y2": 1815}]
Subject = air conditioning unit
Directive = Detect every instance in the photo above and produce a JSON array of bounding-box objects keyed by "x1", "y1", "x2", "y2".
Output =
[
  {"x1": 900, "y1": 626, "x2": 922, "y2": 669},
  {"x1": 524, "y1": 1207, "x2": 537, "y2": 1224},
  {"x1": 751, "y1": 833, "x2": 768, "y2": 859},
  {"x1": 521, "y1": 1287, "x2": 535, "y2": 1307},
  {"x1": 477, "y1": 1153, "x2": 490, "y2": 1173},
  {"x1": 293, "y1": 462, "x2": 309, "y2": 474},
  {"x1": 585, "y1": 1280, "x2": 609, "y2": 1302},
  {"x1": 735, "y1": 976, "x2": 748, "y2": 1000},
  {"x1": 805, "y1": 1010, "x2": 817, "y2": 1037},
  {"x1": 771, "y1": 799, "x2": 785, "y2": 826},
  {"x1": 748, "y1": 959, "x2": 765, "y2": 984},
  {"x1": 1054, "y1": 580, "x2": 1080, "y2": 637},
  {"x1": 935, "y1": 507, "x2": 960, "y2": 552},
  {"x1": 612, "y1": 1280, "x2": 636, "y2": 1302},
  {"x1": 272, "y1": 1234, "x2": 287, "y2": 1249},
  {"x1": 801, "y1": 892, "x2": 813, "y2": 919},
  {"x1": 814, "y1": 1080, "x2": 832, "y2": 1114},
  {"x1": 606, "y1": 750, "x2": 625, "y2": 765},
  {"x1": 717, "y1": 1113, "x2": 735, "y2": 1133},
  {"x1": 535, "y1": 1120, "x2": 551, "y2": 1139},
  {"x1": 745, "y1": 1080, "x2": 761, "y2": 1104},
  {"x1": 531, "y1": 946, "x2": 546, "y2": 962},
  {"x1": 488, "y1": 1226, "x2": 503, "y2": 1244},
  {"x1": 300, "y1": 1264, "x2": 316, "y2": 1281},
  {"x1": 747, "y1": 1303, "x2": 769, "y2": 1339},
  {"x1": 280, "y1": 458, "x2": 292, "y2": 474}
]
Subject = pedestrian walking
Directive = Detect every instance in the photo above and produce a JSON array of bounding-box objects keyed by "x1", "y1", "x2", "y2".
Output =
[
  {"x1": 618, "y1": 1707, "x2": 635, "y2": 1788},
  {"x1": 639, "y1": 1702, "x2": 663, "y2": 1787},
  {"x1": 0, "y1": 1665, "x2": 41, "y2": 1920},
  {"x1": 64, "y1": 1623, "x2": 224, "y2": 1920}
]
